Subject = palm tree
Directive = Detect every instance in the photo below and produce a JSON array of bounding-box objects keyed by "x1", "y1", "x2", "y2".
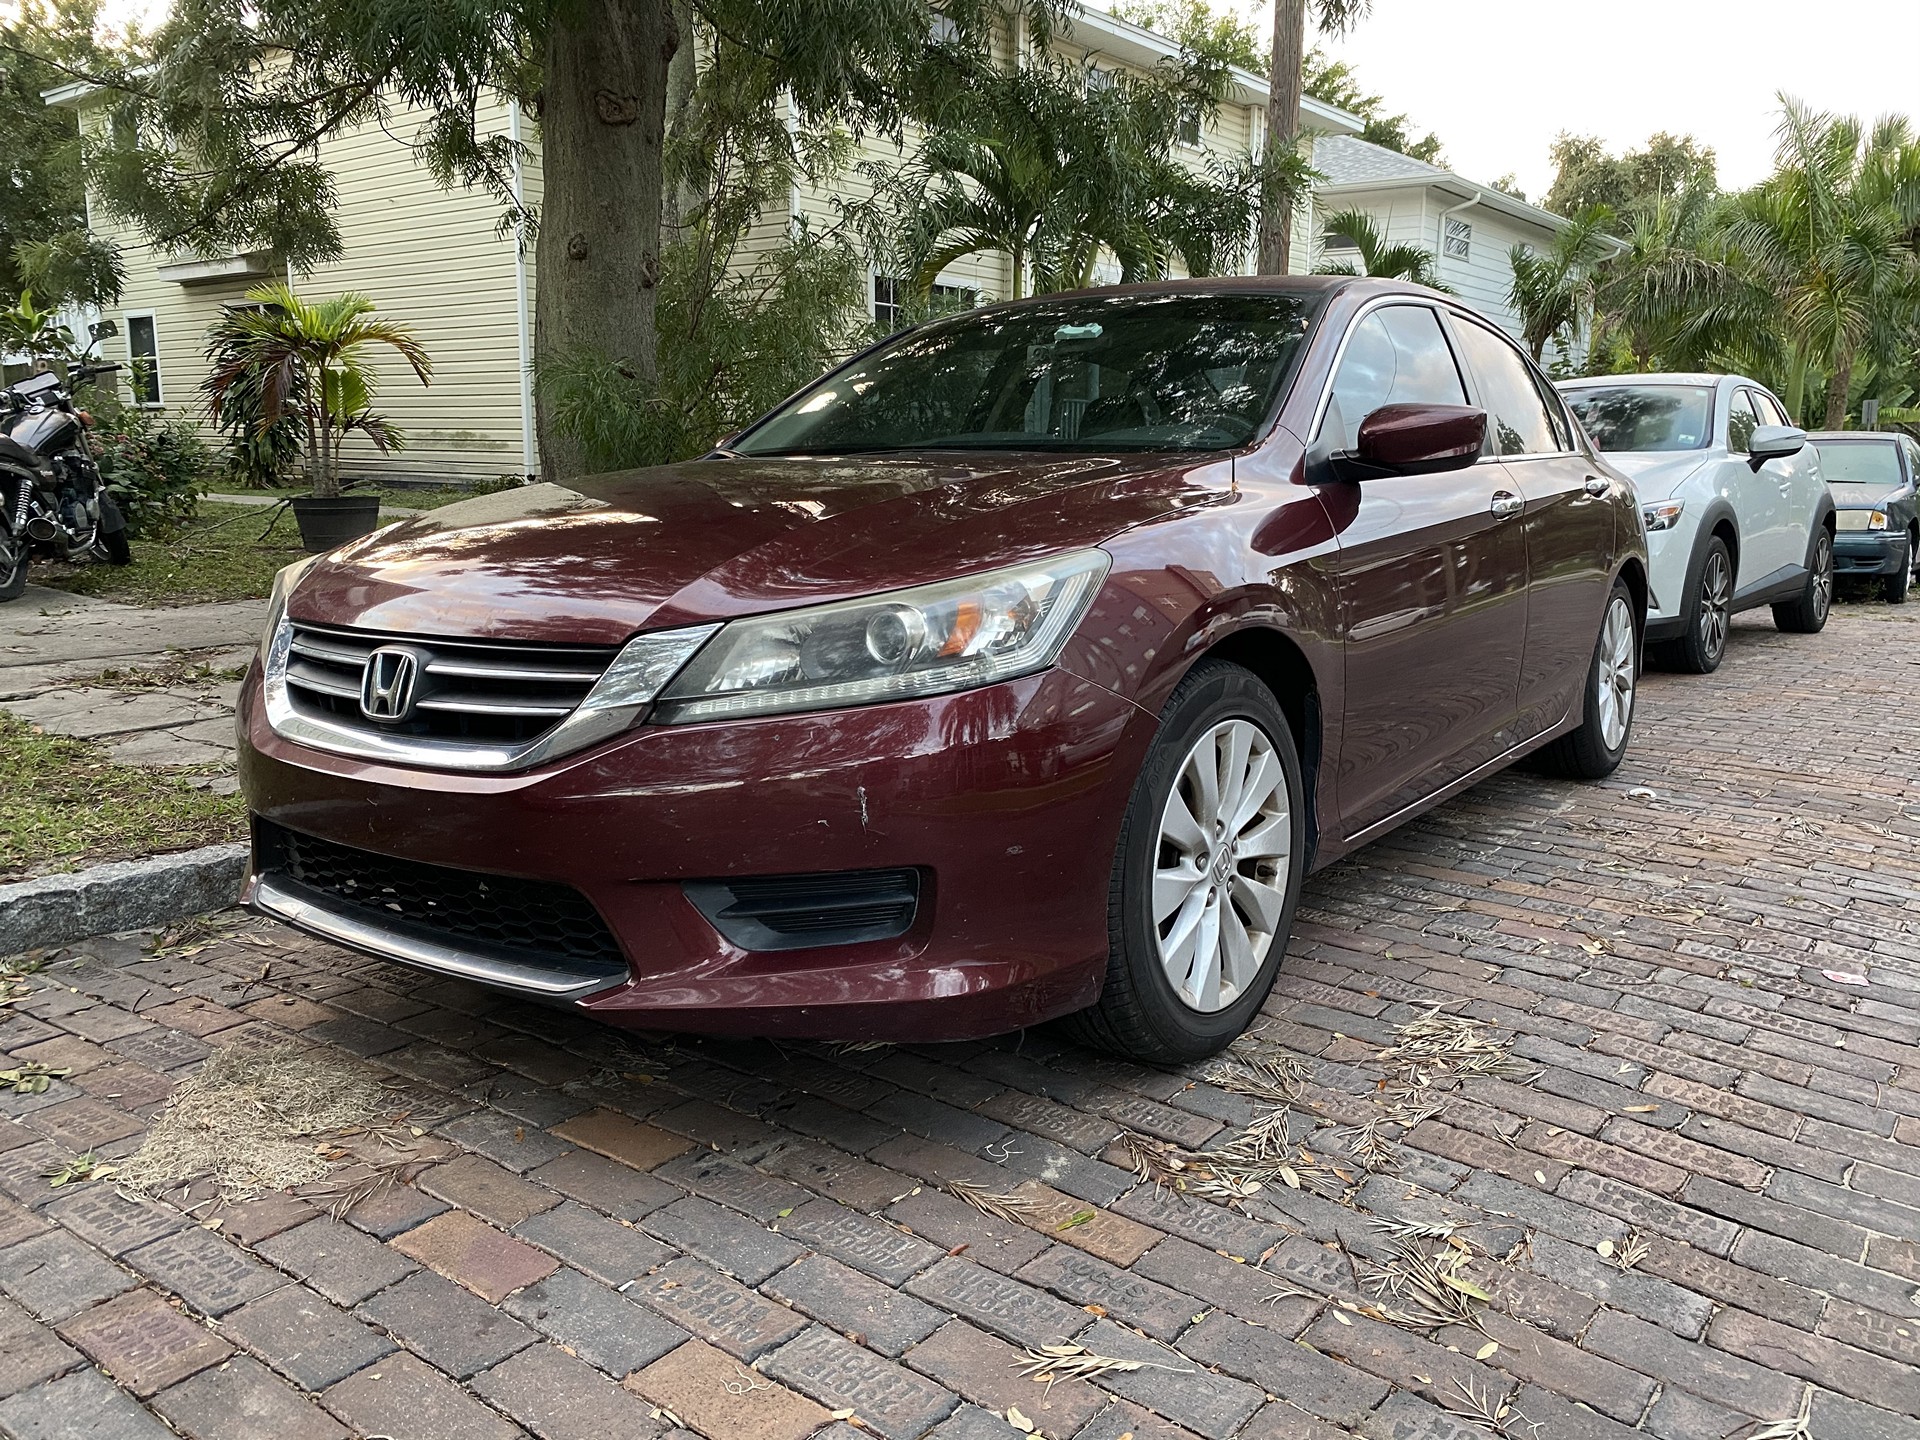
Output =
[
  {"x1": 1708, "y1": 101, "x2": 1920, "y2": 426},
  {"x1": 1256, "y1": 0, "x2": 1371, "y2": 274},
  {"x1": 203, "y1": 282, "x2": 431, "y2": 497},
  {"x1": 1506, "y1": 204, "x2": 1616, "y2": 365},
  {"x1": 1312, "y1": 207, "x2": 1445, "y2": 287}
]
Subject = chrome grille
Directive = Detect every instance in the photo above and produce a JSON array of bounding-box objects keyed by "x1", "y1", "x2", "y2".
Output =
[{"x1": 284, "y1": 621, "x2": 620, "y2": 748}]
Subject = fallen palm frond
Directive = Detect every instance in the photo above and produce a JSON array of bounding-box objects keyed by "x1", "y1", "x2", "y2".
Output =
[
  {"x1": 1113, "y1": 1129, "x2": 1188, "y2": 1191},
  {"x1": 949, "y1": 1178, "x2": 1043, "y2": 1224},
  {"x1": 1358, "y1": 1238, "x2": 1495, "y2": 1335},
  {"x1": 116, "y1": 1042, "x2": 399, "y2": 1199},
  {"x1": 1376, "y1": 1006, "x2": 1537, "y2": 1088},
  {"x1": 1437, "y1": 1375, "x2": 1538, "y2": 1437},
  {"x1": 829, "y1": 1040, "x2": 893, "y2": 1054},
  {"x1": 305, "y1": 1154, "x2": 430, "y2": 1220},
  {"x1": 1612, "y1": 1229, "x2": 1651, "y2": 1271},
  {"x1": 1205, "y1": 1036, "x2": 1309, "y2": 1105},
  {"x1": 1335, "y1": 1114, "x2": 1403, "y2": 1172},
  {"x1": 1739, "y1": 1388, "x2": 1813, "y2": 1440},
  {"x1": 1012, "y1": 1343, "x2": 1188, "y2": 1386}
]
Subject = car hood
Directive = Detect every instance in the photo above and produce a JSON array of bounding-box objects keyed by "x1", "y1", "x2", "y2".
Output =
[
  {"x1": 1594, "y1": 451, "x2": 1713, "y2": 498},
  {"x1": 288, "y1": 453, "x2": 1230, "y2": 644},
  {"x1": 1829, "y1": 481, "x2": 1907, "y2": 508}
]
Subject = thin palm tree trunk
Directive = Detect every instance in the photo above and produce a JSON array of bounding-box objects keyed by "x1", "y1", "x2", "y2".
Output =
[
  {"x1": 1256, "y1": 0, "x2": 1305, "y2": 275},
  {"x1": 1825, "y1": 346, "x2": 1854, "y2": 430}
]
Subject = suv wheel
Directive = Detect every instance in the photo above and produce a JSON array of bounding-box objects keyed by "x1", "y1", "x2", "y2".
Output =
[
  {"x1": 1539, "y1": 579, "x2": 1637, "y2": 780},
  {"x1": 1065, "y1": 661, "x2": 1305, "y2": 1064},
  {"x1": 1653, "y1": 535, "x2": 1730, "y2": 673},
  {"x1": 1774, "y1": 529, "x2": 1834, "y2": 633}
]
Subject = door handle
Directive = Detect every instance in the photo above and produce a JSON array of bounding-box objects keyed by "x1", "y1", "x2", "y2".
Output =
[
  {"x1": 1583, "y1": 475, "x2": 1609, "y2": 497},
  {"x1": 1490, "y1": 491, "x2": 1524, "y2": 520}
]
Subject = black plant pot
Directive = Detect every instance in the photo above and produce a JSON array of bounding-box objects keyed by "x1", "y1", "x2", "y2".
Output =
[{"x1": 291, "y1": 494, "x2": 382, "y2": 554}]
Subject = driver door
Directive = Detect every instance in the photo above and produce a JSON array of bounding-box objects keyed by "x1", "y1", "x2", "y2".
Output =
[{"x1": 1317, "y1": 303, "x2": 1529, "y2": 839}]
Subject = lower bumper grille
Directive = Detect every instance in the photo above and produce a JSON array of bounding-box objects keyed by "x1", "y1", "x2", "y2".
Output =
[
  {"x1": 252, "y1": 819, "x2": 629, "y2": 992},
  {"x1": 684, "y1": 869, "x2": 922, "y2": 951}
]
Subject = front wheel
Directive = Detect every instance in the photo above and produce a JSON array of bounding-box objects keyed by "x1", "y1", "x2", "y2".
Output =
[
  {"x1": 1651, "y1": 535, "x2": 1730, "y2": 674},
  {"x1": 1773, "y1": 529, "x2": 1834, "y2": 633},
  {"x1": 97, "y1": 529, "x2": 131, "y2": 566},
  {"x1": 1538, "y1": 580, "x2": 1637, "y2": 780},
  {"x1": 1064, "y1": 661, "x2": 1306, "y2": 1064},
  {"x1": 1887, "y1": 537, "x2": 1912, "y2": 604}
]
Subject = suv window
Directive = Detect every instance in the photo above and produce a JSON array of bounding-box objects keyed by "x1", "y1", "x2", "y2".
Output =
[
  {"x1": 1752, "y1": 391, "x2": 1790, "y2": 428},
  {"x1": 1449, "y1": 320, "x2": 1560, "y2": 457},
  {"x1": 1728, "y1": 391, "x2": 1760, "y2": 454},
  {"x1": 1320, "y1": 305, "x2": 1468, "y2": 453}
]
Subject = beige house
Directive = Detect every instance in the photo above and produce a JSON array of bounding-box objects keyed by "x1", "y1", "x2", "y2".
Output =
[{"x1": 45, "y1": 13, "x2": 1455, "y2": 485}]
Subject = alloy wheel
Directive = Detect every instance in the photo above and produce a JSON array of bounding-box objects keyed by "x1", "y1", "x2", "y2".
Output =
[
  {"x1": 1596, "y1": 594, "x2": 1635, "y2": 750},
  {"x1": 1698, "y1": 550, "x2": 1730, "y2": 661},
  {"x1": 1152, "y1": 718, "x2": 1292, "y2": 1014},
  {"x1": 1813, "y1": 534, "x2": 1833, "y2": 624}
]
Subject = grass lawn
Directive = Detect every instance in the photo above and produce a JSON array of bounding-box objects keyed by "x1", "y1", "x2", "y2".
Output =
[
  {"x1": 0, "y1": 712, "x2": 244, "y2": 881},
  {"x1": 37, "y1": 502, "x2": 308, "y2": 605}
]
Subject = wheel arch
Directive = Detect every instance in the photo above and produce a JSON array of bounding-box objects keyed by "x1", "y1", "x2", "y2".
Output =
[
  {"x1": 1615, "y1": 556, "x2": 1649, "y2": 634},
  {"x1": 1186, "y1": 625, "x2": 1323, "y2": 864}
]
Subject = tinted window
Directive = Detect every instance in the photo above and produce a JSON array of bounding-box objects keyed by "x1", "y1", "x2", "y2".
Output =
[
  {"x1": 736, "y1": 293, "x2": 1316, "y2": 455},
  {"x1": 1563, "y1": 385, "x2": 1713, "y2": 452},
  {"x1": 1450, "y1": 321, "x2": 1559, "y2": 456},
  {"x1": 1752, "y1": 391, "x2": 1790, "y2": 428},
  {"x1": 1728, "y1": 391, "x2": 1759, "y2": 455},
  {"x1": 1320, "y1": 305, "x2": 1467, "y2": 453},
  {"x1": 1818, "y1": 440, "x2": 1903, "y2": 485}
]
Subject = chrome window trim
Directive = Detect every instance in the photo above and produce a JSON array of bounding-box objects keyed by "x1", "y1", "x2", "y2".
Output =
[
  {"x1": 262, "y1": 614, "x2": 718, "y2": 773},
  {"x1": 1440, "y1": 309, "x2": 1582, "y2": 462}
]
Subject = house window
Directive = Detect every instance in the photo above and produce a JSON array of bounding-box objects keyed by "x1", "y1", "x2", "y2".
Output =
[
  {"x1": 125, "y1": 314, "x2": 161, "y2": 406},
  {"x1": 874, "y1": 276, "x2": 977, "y2": 333},
  {"x1": 1443, "y1": 218, "x2": 1472, "y2": 261},
  {"x1": 1086, "y1": 66, "x2": 1116, "y2": 96},
  {"x1": 1176, "y1": 102, "x2": 1203, "y2": 148},
  {"x1": 929, "y1": 13, "x2": 959, "y2": 42}
]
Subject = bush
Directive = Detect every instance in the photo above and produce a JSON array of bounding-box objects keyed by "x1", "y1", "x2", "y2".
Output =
[{"x1": 90, "y1": 404, "x2": 210, "y2": 537}]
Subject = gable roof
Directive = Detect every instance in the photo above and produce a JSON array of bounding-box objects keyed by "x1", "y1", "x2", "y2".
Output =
[{"x1": 1312, "y1": 135, "x2": 1621, "y2": 249}]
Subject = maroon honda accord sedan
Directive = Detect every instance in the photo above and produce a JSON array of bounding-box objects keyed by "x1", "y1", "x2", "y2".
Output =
[{"x1": 238, "y1": 277, "x2": 1646, "y2": 1061}]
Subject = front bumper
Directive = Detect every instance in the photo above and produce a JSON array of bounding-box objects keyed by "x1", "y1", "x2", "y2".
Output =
[
  {"x1": 1834, "y1": 531, "x2": 1909, "y2": 577},
  {"x1": 237, "y1": 664, "x2": 1149, "y2": 1041}
]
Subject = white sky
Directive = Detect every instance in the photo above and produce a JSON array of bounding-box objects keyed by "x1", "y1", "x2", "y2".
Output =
[{"x1": 1300, "y1": 0, "x2": 1920, "y2": 199}]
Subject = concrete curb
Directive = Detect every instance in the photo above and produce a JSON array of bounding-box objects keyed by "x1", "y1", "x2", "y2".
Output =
[{"x1": 0, "y1": 843, "x2": 249, "y2": 954}]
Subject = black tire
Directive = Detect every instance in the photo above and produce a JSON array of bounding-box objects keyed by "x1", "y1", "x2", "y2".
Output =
[
  {"x1": 1652, "y1": 534, "x2": 1731, "y2": 674},
  {"x1": 0, "y1": 519, "x2": 26, "y2": 602},
  {"x1": 1538, "y1": 579, "x2": 1638, "y2": 780},
  {"x1": 1062, "y1": 661, "x2": 1307, "y2": 1064},
  {"x1": 99, "y1": 528, "x2": 131, "y2": 566},
  {"x1": 1888, "y1": 537, "x2": 1913, "y2": 604},
  {"x1": 1773, "y1": 528, "x2": 1834, "y2": 633}
]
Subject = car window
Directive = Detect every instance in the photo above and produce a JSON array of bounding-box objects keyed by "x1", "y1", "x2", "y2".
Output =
[
  {"x1": 1752, "y1": 391, "x2": 1790, "y2": 428},
  {"x1": 1728, "y1": 391, "x2": 1759, "y2": 454},
  {"x1": 1532, "y1": 370, "x2": 1574, "y2": 451},
  {"x1": 1818, "y1": 440, "x2": 1904, "y2": 485},
  {"x1": 1319, "y1": 305, "x2": 1468, "y2": 453},
  {"x1": 1906, "y1": 437, "x2": 1920, "y2": 481},
  {"x1": 1563, "y1": 385, "x2": 1713, "y2": 452},
  {"x1": 734, "y1": 291, "x2": 1319, "y2": 456},
  {"x1": 1449, "y1": 320, "x2": 1560, "y2": 457}
]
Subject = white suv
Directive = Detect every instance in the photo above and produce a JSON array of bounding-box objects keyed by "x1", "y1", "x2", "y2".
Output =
[{"x1": 1558, "y1": 373, "x2": 1835, "y2": 672}]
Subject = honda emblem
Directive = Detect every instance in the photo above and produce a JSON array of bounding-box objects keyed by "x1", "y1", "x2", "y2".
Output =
[{"x1": 360, "y1": 647, "x2": 421, "y2": 722}]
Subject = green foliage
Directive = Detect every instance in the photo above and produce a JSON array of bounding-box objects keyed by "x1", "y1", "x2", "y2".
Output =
[
  {"x1": 1314, "y1": 207, "x2": 1446, "y2": 289},
  {"x1": 1545, "y1": 132, "x2": 1717, "y2": 223},
  {"x1": 1506, "y1": 205, "x2": 1617, "y2": 365},
  {"x1": 1303, "y1": 50, "x2": 1444, "y2": 166},
  {"x1": 1113, "y1": 0, "x2": 1265, "y2": 72},
  {"x1": 854, "y1": 45, "x2": 1303, "y2": 299},
  {"x1": 0, "y1": 0, "x2": 120, "y2": 309},
  {"x1": 89, "y1": 401, "x2": 209, "y2": 536},
  {"x1": 200, "y1": 306, "x2": 304, "y2": 489},
  {"x1": 0, "y1": 291, "x2": 79, "y2": 370},
  {"x1": 42, "y1": 499, "x2": 305, "y2": 604},
  {"x1": 201, "y1": 283, "x2": 430, "y2": 497}
]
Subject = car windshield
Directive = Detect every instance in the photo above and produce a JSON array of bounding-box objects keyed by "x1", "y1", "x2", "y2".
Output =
[
  {"x1": 1564, "y1": 385, "x2": 1714, "y2": 452},
  {"x1": 733, "y1": 292, "x2": 1318, "y2": 456},
  {"x1": 1818, "y1": 441, "x2": 1903, "y2": 487}
]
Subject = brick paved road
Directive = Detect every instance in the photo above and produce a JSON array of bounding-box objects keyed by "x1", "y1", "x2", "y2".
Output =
[{"x1": 4, "y1": 599, "x2": 1920, "y2": 1440}]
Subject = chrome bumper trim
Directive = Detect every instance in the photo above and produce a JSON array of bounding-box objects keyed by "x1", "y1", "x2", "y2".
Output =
[{"x1": 244, "y1": 873, "x2": 624, "y2": 1001}]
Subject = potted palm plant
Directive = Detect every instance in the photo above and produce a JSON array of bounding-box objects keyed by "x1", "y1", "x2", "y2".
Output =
[{"x1": 204, "y1": 282, "x2": 431, "y2": 552}]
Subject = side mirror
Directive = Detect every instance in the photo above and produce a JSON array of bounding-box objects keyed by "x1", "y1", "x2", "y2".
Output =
[
  {"x1": 88, "y1": 320, "x2": 118, "y2": 341},
  {"x1": 1334, "y1": 403, "x2": 1487, "y2": 481},
  {"x1": 1748, "y1": 424, "x2": 1805, "y2": 468}
]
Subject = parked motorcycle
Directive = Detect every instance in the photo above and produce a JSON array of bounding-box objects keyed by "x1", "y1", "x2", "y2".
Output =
[{"x1": 0, "y1": 321, "x2": 131, "y2": 601}]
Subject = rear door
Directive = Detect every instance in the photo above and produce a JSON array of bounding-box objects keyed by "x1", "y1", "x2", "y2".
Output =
[
  {"x1": 1315, "y1": 301, "x2": 1529, "y2": 838},
  {"x1": 1445, "y1": 315, "x2": 1615, "y2": 739}
]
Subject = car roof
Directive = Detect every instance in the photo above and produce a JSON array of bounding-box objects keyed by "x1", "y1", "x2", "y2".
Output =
[
  {"x1": 1808, "y1": 431, "x2": 1903, "y2": 443},
  {"x1": 973, "y1": 274, "x2": 1447, "y2": 311},
  {"x1": 1558, "y1": 373, "x2": 1746, "y2": 389}
]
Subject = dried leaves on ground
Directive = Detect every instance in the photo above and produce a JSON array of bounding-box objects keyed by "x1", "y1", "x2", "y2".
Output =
[
  {"x1": 948, "y1": 1178, "x2": 1043, "y2": 1224},
  {"x1": 116, "y1": 1042, "x2": 402, "y2": 1198}
]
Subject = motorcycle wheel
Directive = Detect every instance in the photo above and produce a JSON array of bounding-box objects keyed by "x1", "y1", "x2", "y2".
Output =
[
  {"x1": 0, "y1": 529, "x2": 27, "y2": 601},
  {"x1": 98, "y1": 495, "x2": 132, "y2": 566}
]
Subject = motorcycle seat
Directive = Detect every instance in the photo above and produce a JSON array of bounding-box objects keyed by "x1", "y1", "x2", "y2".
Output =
[{"x1": 0, "y1": 436, "x2": 39, "y2": 468}]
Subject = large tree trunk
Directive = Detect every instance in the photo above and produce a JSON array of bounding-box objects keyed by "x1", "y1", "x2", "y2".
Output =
[
  {"x1": 1824, "y1": 346, "x2": 1854, "y2": 430},
  {"x1": 535, "y1": 0, "x2": 678, "y2": 481},
  {"x1": 1256, "y1": 0, "x2": 1305, "y2": 276}
]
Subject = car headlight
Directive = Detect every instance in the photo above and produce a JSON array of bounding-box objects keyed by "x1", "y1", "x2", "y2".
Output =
[
  {"x1": 1869, "y1": 510, "x2": 1889, "y2": 531},
  {"x1": 1642, "y1": 500, "x2": 1684, "y2": 533},
  {"x1": 258, "y1": 556, "x2": 317, "y2": 666},
  {"x1": 653, "y1": 550, "x2": 1111, "y2": 723}
]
